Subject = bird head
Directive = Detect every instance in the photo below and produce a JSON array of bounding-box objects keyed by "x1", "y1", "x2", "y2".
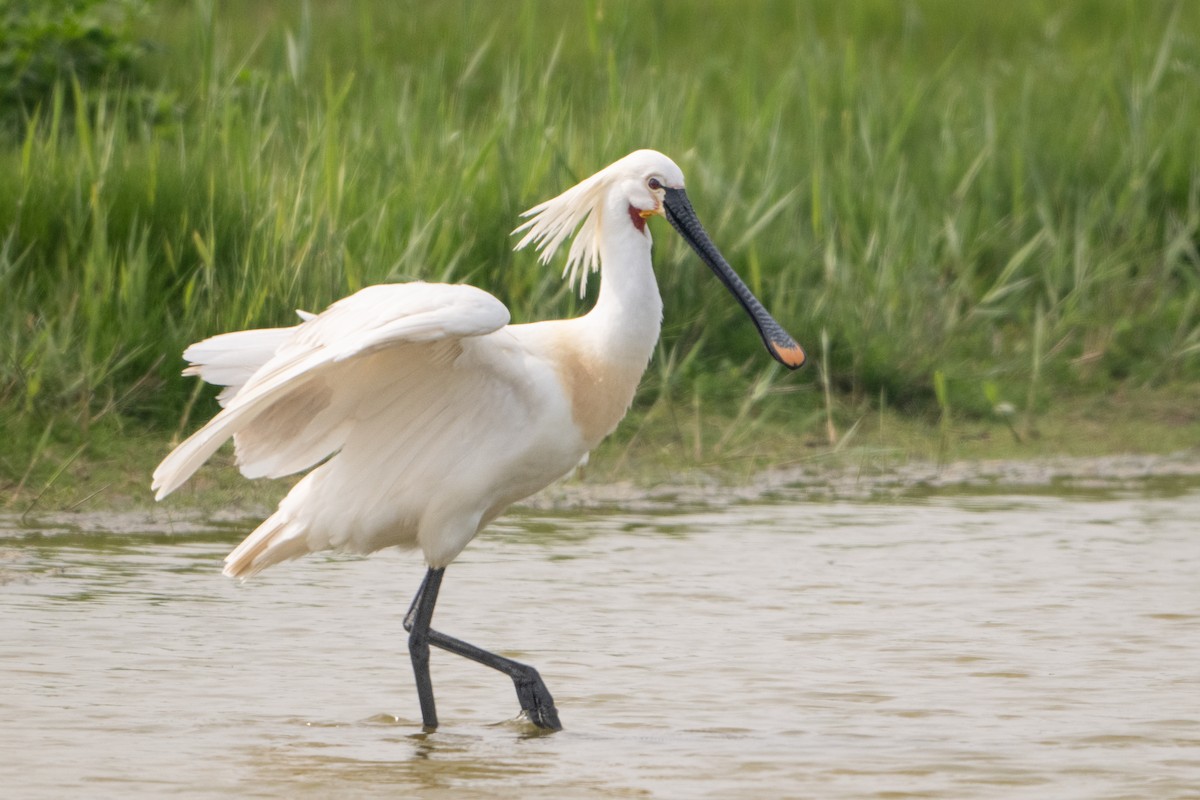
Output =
[
  {"x1": 514, "y1": 150, "x2": 805, "y2": 370},
  {"x1": 513, "y1": 149, "x2": 680, "y2": 296}
]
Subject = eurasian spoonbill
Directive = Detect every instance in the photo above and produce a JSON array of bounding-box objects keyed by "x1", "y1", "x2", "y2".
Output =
[{"x1": 152, "y1": 149, "x2": 804, "y2": 731}]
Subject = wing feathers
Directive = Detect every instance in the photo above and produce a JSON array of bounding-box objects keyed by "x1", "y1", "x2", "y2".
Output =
[
  {"x1": 152, "y1": 282, "x2": 510, "y2": 499},
  {"x1": 181, "y1": 326, "x2": 296, "y2": 407}
]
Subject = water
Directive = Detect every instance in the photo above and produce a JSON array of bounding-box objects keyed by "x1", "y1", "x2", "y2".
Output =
[{"x1": 3, "y1": 486, "x2": 1199, "y2": 798}]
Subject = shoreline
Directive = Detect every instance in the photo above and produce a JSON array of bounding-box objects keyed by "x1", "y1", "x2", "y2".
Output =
[{"x1": 6, "y1": 450, "x2": 1199, "y2": 539}]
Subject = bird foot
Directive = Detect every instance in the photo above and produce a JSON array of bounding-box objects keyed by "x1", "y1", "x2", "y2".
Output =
[{"x1": 514, "y1": 675, "x2": 562, "y2": 731}]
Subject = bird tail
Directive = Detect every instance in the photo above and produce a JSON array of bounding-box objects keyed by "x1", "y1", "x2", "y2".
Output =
[{"x1": 223, "y1": 506, "x2": 313, "y2": 579}]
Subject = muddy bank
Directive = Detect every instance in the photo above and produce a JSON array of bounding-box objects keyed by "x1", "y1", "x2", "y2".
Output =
[
  {"x1": 527, "y1": 450, "x2": 1200, "y2": 511},
  {"x1": 4, "y1": 451, "x2": 1199, "y2": 538}
]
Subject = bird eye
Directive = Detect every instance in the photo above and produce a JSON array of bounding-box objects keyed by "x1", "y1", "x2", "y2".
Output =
[{"x1": 648, "y1": 177, "x2": 663, "y2": 191}]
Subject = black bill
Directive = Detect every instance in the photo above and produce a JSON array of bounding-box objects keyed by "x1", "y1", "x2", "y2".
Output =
[{"x1": 662, "y1": 187, "x2": 805, "y2": 369}]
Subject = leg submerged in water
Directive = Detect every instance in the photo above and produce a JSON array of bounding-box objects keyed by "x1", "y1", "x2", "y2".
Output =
[{"x1": 403, "y1": 566, "x2": 562, "y2": 731}]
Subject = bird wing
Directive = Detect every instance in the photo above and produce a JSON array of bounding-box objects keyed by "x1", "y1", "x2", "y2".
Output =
[
  {"x1": 180, "y1": 311, "x2": 312, "y2": 407},
  {"x1": 152, "y1": 282, "x2": 510, "y2": 500}
]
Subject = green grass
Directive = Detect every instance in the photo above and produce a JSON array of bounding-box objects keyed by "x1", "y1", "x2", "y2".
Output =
[{"x1": 3, "y1": 0, "x2": 1200, "y2": 506}]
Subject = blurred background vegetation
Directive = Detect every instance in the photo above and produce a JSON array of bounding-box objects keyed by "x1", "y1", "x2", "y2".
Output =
[{"x1": 2, "y1": 0, "x2": 1198, "y2": 504}]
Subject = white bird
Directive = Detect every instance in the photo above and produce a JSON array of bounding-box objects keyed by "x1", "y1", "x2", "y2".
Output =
[{"x1": 152, "y1": 149, "x2": 804, "y2": 731}]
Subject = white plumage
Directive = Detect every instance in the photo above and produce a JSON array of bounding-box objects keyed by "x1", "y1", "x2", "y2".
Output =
[
  {"x1": 153, "y1": 149, "x2": 803, "y2": 580},
  {"x1": 154, "y1": 280, "x2": 583, "y2": 573}
]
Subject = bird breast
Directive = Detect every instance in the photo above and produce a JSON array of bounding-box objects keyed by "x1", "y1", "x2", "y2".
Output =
[{"x1": 550, "y1": 333, "x2": 648, "y2": 448}]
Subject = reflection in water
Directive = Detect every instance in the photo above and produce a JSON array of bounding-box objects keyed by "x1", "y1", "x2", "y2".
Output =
[{"x1": 2, "y1": 489, "x2": 1199, "y2": 798}]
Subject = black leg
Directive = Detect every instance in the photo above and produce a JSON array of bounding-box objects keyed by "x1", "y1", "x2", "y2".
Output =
[
  {"x1": 404, "y1": 567, "x2": 443, "y2": 730},
  {"x1": 403, "y1": 567, "x2": 562, "y2": 732}
]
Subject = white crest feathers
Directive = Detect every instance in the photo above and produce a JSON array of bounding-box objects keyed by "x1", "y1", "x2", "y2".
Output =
[{"x1": 511, "y1": 167, "x2": 611, "y2": 297}]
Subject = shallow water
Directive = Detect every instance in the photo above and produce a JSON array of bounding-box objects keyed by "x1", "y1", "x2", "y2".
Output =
[{"x1": 3, "y1": 487, "x2": 1199, "y2": 799}]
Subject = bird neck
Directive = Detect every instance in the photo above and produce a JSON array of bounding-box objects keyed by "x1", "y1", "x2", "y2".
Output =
[
  {"x1": 541, "y1": 205, "x2": 661, "y2": 448},
  {"x1": 581, "y1": 197, "x2": 664, "y2": 365}
]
